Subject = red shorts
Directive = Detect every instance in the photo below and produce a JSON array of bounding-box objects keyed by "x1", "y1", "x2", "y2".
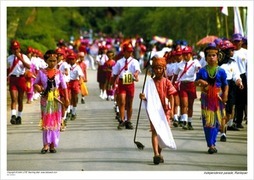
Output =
[
  {"x1": 9, "y1": 75, "x2": 27, "y2": 92},
  {"x1": 117, "y1": 79, "x2": 135, "y2": 98},
  {"x1": 68, "y1": 80, "x2": 80, "y2": 94},
  {"x1": 179, "y1": 82, "x2": 197, "y2": 99}
]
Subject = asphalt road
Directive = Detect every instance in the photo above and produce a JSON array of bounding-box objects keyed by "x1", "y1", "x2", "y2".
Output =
[{"x1": 3, "y1": 69, "x2": 251, "y2": 180}]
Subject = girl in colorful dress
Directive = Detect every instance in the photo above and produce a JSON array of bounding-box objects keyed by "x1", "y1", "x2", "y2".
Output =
[
  {"x1": 34, "y1": 50, "x2": 69, "y2": 154},
  {"x1": 195, "y1": 45, "x2": 228, "y2": 154}
]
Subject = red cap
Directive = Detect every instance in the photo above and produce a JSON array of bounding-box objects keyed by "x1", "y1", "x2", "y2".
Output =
[
  {"x1": 182, "y1": 46, "x2": 192, "y2": 54},
  {"x1": 122, "y1": 43, "x2": 134, "y2": 52},
  {"x1": 11, "y1": 40, "x2": 20, "y2": 50},
  {"x1": 66, "y1": 52, "x2": 76, "y2": 59},
  {"x1": 55, "y1": 48, "x2": 65, "y2": 55},
  {"x1": 27, "y1": 46, "x2": 34, "y2": 54},
  {"x1": 174, "y1": 48, "x2": 182, "y2": 55},
  {"x1": 78, "y1": 45, "x2": 87, "y2": 53}
]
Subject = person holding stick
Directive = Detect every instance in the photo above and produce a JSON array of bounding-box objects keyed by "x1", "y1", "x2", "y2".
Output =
[
  {"x1": 34, "y1": 50, "x2": 69, "y2": 154},
  {"x1": 139, "y1": 57, "x2": 177, "y2": 165},
  {"x1": 195, "y1": 44, "x2": 228, "y2": 154}
]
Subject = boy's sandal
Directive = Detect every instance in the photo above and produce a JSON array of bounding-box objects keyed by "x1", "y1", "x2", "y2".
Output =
[{"x1": 153, "y1": 156, "x2": 161, "y2": 165}]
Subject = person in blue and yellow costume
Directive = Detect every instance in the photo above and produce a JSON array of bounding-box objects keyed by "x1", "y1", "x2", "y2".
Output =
[{"x1": 195, "y1": 44, "x2": 228, "y2": 154}]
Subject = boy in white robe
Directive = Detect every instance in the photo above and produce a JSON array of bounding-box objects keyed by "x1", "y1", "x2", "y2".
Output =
[{"x1": 139, "y1": 57, "x2": 177, "y2": 165}]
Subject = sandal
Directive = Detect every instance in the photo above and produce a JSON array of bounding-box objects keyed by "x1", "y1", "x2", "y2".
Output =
[
  {"x1": 41, "y1": 148, "x2": 48, "y2": 154},
  {"x1": 50, "y1": 148, "x2": 57, "y2": 153}
]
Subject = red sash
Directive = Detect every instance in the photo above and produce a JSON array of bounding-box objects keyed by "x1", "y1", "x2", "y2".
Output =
[{"x1": 8, "y1": 55, "x2": 21, "y2": 76}]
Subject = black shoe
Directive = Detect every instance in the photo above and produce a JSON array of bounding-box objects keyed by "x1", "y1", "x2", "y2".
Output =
[
  {"x1": 117, "y1": 121, "x2": 125, "y2": 130},
  {"x1": 187, "y1": 122, "x2": 194, "y2": 130},
  {"x1": 227, "y1": 125, "x2": 240, "y2": 131},
  {"x1": 81, "y1": 99, "x2": 85, "y2": 104},
  {"x1": 153, "y1": 156, "x2": 161, "y2": 165},
  {"x1": 125, "y1": 121, "x2": 134, "y2": 130},
  {"x1": 178, "y1": 121, "x2": 183, "y2": 127},
  {"x1": 173, "y1": 120, "x2": 178, "y2": 127},
  {"x1": 182, "y1": 121, "x2": 188, "y2": 130},
  {"x1": 220, "y1": 135, "x2": 227, "y2": 142},
  {"x1": 208, "y1": 148, "x2": 216, "y2": 154},
  {"x1": 70, "y1": 114, "x2": 76, "y2": 121},
  {"x1": 49, "y1": 148, "x2": 57, "y2": 153},
  {"x1": 41, "y1": 148, "x2": 48, "y2": 154},
  {"x1": 10, "y1": 115, "x2": 17, "y2": 125},
  {"x1": 16, "y1": 116, "x2": 22, "y2": 125},
  {"x1": 236, "y1": 124, "x2": 244, "y2": 128}
]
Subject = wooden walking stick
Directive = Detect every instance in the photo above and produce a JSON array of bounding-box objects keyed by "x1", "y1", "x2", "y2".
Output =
[{"x1": 134, "y1": 51, "x2": 152, "y2": 150}]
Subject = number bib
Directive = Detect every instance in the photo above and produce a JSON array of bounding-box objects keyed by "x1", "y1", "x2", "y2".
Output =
[{"x1": 122, "y1": 71, "x2": 133, "y2": 85}]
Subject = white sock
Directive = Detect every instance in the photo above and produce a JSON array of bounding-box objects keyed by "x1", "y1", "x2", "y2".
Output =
[
  {"x1": 17, "y1": 111, "x2": 22, "y2": 117},
  {"x1": 182, "y1": 114, "x2": 188, "y2": 122},
  {"x1": 72, "y1": 107, "x2": 76, "y2": 115},
  {"x1": 188, "y1": 117, "x2": 192, "y2": 123},
  {"x1": 11, "y1": 109, "x2": 16, "y2": 116},
  {"x1": 67, "y1": 106, "x2": 71, "y2": 113},
  {"x1": 221, "y1": 133, "x2": 226, "y2": 137},
  {"x1": 63, "y1": 111, "x2": 67, "y2": 119},
  {"x1": 174, "y1": 114, "x2": 178, "y2": 121}
]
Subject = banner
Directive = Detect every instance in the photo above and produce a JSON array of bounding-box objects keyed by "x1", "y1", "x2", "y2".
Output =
[
  {"x1": 234, "y1": 7, "x2": 244, "y2": 36},
  {"x1": 221, "y1": 6, "x2": 228, "y2": 16}
]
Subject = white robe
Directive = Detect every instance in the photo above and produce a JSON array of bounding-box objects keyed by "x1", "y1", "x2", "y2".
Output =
[{"x1": 143, "y1": 77, "x2": 177, "y2": 149}]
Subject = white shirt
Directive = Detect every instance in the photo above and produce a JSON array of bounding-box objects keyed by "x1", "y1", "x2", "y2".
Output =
[
  {"x1": 233, "y1": 48, "x2": 247, "y2": 74},
  {"x1": 199, "y1": 57, "x2": 207, "y2": 68},
  {"x1": 7, "y1": 53, "x2": 31, "y2": 76},
  {"x1": 58, "y1": 61, "x2": 71, "y2": 83},
  {"x1": 96, "y1": 54, "x2": 108, "y2": 66},
  {"x1": 174, "y1": 59, "x2": 201, "y2": 82},
  {"x1": 220, "y1": 60, "x2": 241, "y2": 82},
  {"x1": 112, "y1": 56, "x2": 141, "y2": 78},
  {"x1": 69, "y1": 64, "x2": 84, "y2": 80},
  {"x1": 166, "y1": 62, "x2": 177, "y2": 80}
]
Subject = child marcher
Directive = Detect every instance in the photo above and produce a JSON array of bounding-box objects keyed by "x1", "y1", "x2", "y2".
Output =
[
  {"x1": 7, "y1": 40, "x2": 31, "y2": 125},
  {"x1": 67, "y1": 51, "x2": 84, "y2": 120},
  {"x1": 195, "y1": 44, "x2": 228, "y2": 154},
  {"x1": 139, "y1": 57, "x2": 177, "y2": 165},
  {"x1": 77, "y1": 51, "x2": 88, "y2": 104},
  {"x1": 33, "y1": 50, "x2": 69, "y2": 154},
  {"x1": 104, "y1": 50, "x2": 116, "y2": 101}
]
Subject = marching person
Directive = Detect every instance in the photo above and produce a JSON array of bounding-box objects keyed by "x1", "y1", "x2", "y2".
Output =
[
  {"x1": 139, "y1": 57, "x2": 177, "y2": 164},
  {"x1": 111, "y1": 43, "x2": 141, "y2": 130},
  {"x1": 96, "y1": 46, "x2": 108, "y2": 99},
  {"x1": 195, "y1": 44, "x2": 228, "y2": 154},
  {"x1": 67, "y1": 51, "x2": 84, "y2": 120},
  {"x1": 77, "y1": 51, "x2": 88, "y2": 104},
  {"x1": 7, "y1": 40, "x2": 31, "y2": 125},
  {"x1": 55, "y1": 47, "x2": 70, "y2": 130},
  {"x1": 33, "y1": 50, "x2": 69, "y2": 154},
  {"x1": 173, "y1": 46, "x2": 201, "y2": 130},
  {"x1": 104, "y1": 50, "x2": 116, "y2": 101},
  {"x1": 218, "y1": 40, "x2": 243, "y2": 142},
  {"x1": 171, "y1": 48, "x2": 183, "y2": 127},
  {"x1": 231, "y1": 33, "x2": 248, "y2": 129}
]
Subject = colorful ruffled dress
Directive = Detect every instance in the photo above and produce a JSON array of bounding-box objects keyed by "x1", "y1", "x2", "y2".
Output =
[
  {"x1": 34, "y1": 69, "x2": 67, "y2": 147},
  {"x1": 196, "y1": 66, "x2": 228, "y2": 147}
]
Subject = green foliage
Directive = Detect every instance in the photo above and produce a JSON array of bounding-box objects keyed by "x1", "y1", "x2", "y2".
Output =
[{"x1": 7, "y1": 7, "x2": 240, "y2": 53}]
